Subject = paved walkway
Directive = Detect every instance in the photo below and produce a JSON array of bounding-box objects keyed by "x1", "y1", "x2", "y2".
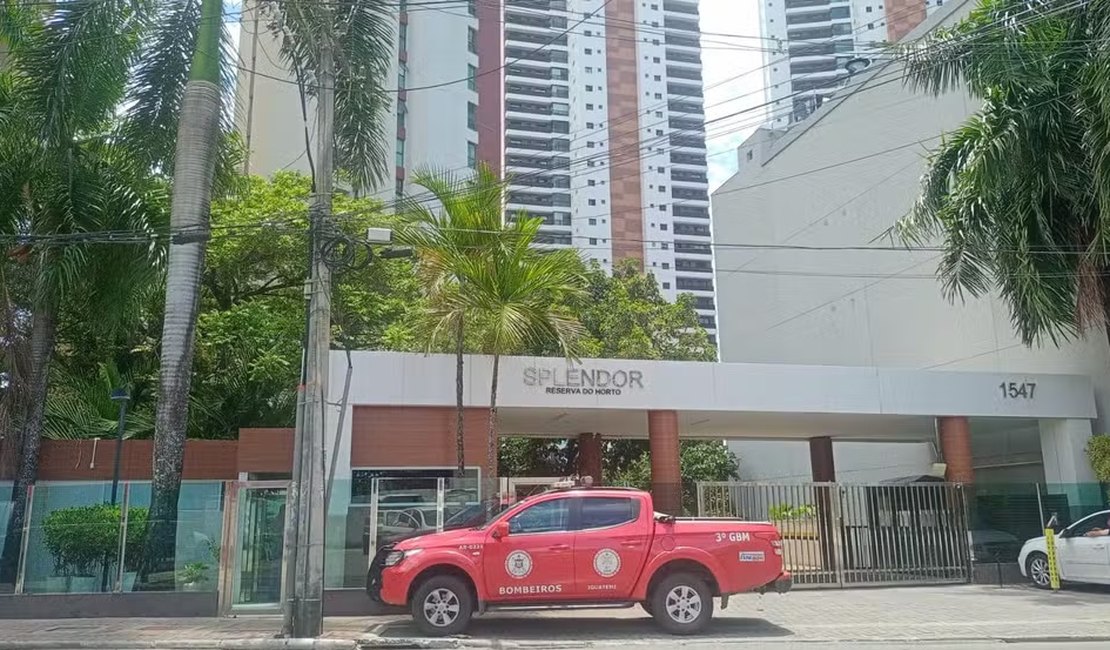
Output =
[{"x1": 2, "y1": 585, "x2": 1109, "y2": 648}]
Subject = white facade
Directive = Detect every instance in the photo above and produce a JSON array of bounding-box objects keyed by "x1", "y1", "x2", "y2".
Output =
[
  {"x1": 760, "y1": 0, "x2": 946, "y2": 128},
  {"x1": 501, "y1": 0, "x2": 717, "y2": 337},
  {"x1": 713, "y1": 0, "x2": 1109, "y2": 484},
  {"x1": 235, "y1": 1, "x2": 478, "y2": 202}
]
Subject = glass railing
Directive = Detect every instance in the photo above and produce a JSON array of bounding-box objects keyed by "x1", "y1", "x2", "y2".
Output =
[{"x1": 7, "y1": 480, "x2": 225, "y2": 594}]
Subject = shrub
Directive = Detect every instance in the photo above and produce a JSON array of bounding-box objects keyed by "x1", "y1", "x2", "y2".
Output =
[{"x1": 42, "y1": 504, "x2": 149, "y2": 577}]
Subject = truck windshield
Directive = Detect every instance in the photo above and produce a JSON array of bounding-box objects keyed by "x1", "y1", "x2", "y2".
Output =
[{"x1": 444, "y1": 501, "x2": 510, "y2": 529}]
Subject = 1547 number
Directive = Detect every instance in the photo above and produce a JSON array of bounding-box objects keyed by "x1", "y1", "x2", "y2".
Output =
[{"x1": 999, "y1": 381, "x2": 1036, "y2": 399}]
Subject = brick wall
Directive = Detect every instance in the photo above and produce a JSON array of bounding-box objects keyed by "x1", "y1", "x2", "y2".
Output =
[
  {"x1": 885, "y1": 0, "x2": 928, "y2": 42},
  {"x1": 351, "y1": 406, "x2": 494, "y2": 475},
  {"x1": 605, "y1": 0, "x2": 645, "y2": 266},
  {"x1": 33, "y1": 439, "x2": 239, "y2": 481}
]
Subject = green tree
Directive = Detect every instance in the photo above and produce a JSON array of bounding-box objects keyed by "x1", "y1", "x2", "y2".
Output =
[
  {"x1": 397, "y1": 165, "x2": 509, "y2": 476},
  {"x1": 608, "y1": 441, "x2": 739, "y2": 514},
  {"x1": 0, "y1": 0, "x2": 165, "y2": 584},
  {"x1": 532, "y1": 259, "x2": 716, "y2": 361},
  {"x1": 895, "y1": 0, "x2": 1110, "y2": 345},
  {"x1": 456, "y1": 214, "x2": 586, "y2": 485},
  {"x1": 141, "y1": 0, "x2": 397, "y2": 577},
  {"x1": 188, "y1": 173, "x2": 422, "y2": 439}
]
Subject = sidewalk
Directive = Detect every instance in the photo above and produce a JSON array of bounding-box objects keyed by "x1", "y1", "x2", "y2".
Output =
[{"x1": 2, "y1": 585, "x2": 1109, "y2": 649}]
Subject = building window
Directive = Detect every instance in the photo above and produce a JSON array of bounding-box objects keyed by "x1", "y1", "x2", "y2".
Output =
[
  {"x1": 653, "y1": 74, "x2": 661, "y2": 81},
  {"x1": 655, "y1": 129, "x2": 663, "y2": 136},
  {"x1": 467, "y1": 141, "x2": 477, "y2": 169},
  {"x1": 661, "y1": 242, "x2": 669, "y2": 250},
  {"x1": 586, "y1": 122, "x2": 595, "y2": 128},
  {"x1": 588, "y1": 217, "x2": 597, "y2": 224},
  {"x1": 868, "y1": 22, "x2": 874, "y2": 29},
  {"x1": 655, "y1": 110, "x2": 663, "y2": 117},
  {"x1": 468, "y1": 64, "x2": 477, "y2": 91},
  {"x1": 660, "y1": 224, "x2": 668, "y2": 231},
  {"x1": 586, "y1": 103, "x2": 594, "y2": 110},
  {"x1": 589, "y1": 237, "x2": 597, "y2": 245},
  {"x1": 659, "y1": 205, "x2": 666, "y2": 212},
  {"x1": 866, "y1": 5, "x2": 873, "y2": 11},
  {"x1": 662, "y1": 262, "x2": 670, "y2": 269},
  {"x1": 585, "y1": 29, "x2": 592, "y2": 36},
  {"x1": 662, "y1": 282, "x2": 670, "y2": 289},
  {"x1": 588, "y1": 179, "x2": 596, "y2": 186},
  {"x1": 587, "y1": 142, "x2": 595, "y2": 148},
  {"x1": 746, "y1": 149, "x2": 753, "y2": 161},
  {"x1": 585, "y1": 66, "x2": 593, "y2": 73},
  {"x1": 468, "y1": 27, "x2": 477, "y2": 54},
  {"x1": 653, "y1": 56, "x2": 660, "y2": 63},
  {"x1": 654, "y1": 92, "x2": 662, "y2": 99},
  {"x1": 552, "y1": 102, "x2": 569, "y2": 115},
  {"x1": 585, "y1": 48, "x2": 593, "y2": 54},
  {"x1": 467, "y1": 102, "x2": 477, "y2": 130},
  {"x1": 588, "y1": 199, "x2": 597, "y2": 206}
]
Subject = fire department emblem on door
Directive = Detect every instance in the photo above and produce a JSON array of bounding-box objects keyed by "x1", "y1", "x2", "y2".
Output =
[
  {"x1": 505, "y1": 550, "x2": 533, "y2": 579},
  {"x1": 593, "y1": 548, "x2": 621, "y2": 578}
]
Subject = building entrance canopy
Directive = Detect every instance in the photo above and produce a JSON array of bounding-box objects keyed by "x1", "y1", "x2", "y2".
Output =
[{"x1": 327, "y1": 352, "x2": 1096, "y2": 441}]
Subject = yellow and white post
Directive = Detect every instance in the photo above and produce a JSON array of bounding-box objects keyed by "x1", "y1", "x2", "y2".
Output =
[{"x1": 1044, "y1": 516, "x2": 1061, "y2": 591}]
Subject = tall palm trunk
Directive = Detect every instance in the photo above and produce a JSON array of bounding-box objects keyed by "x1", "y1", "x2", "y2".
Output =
[
  {"x1": 454, "y1": 316, "x2": 465, "y2": 478},
  {"x1": 0, "y1": 295, "x2": 55, "y2": 585},
  {"x1": 486, "y1": 353, "x2": 500, "y2": 497},
  {"x1": 144, "y1": 0, "x2": 222, "y2": 586}
]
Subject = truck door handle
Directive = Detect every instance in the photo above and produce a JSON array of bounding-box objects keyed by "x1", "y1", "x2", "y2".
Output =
[{"x1": 549, "y1": 544, "x2": 570, "y2": 552}]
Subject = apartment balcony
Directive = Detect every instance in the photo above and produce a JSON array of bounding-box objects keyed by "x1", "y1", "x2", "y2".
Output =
[
  {"x1": 664, "y1": 17, "x2": 700, "y2": 33},
  {"x1": 664, "y1": 32, "x2": 700, "y2": 49},
  {"x1": 673, "y1": 223, "x2": 711, "y2": 237},
  {"x1": 665, "y1": 49, "x2": 701, "y2": 65},
  {"x1": 675, "y1": 241, "x2": 713, "y2": 256},
  {"x1": 670, "y1": 151, "x2": 707, "y2": 167},
  {"x1": 671, "y1": 205, "x2": 710, "y2": 220},
  {"x1": 663, "y1": 1, "x2": 699, "y2": 16},
  {"x1": 675, "y1": 276, "x2": 714, "y2": 292}
]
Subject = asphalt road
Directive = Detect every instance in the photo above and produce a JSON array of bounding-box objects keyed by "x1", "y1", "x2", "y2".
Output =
[{"x1": 671, "y1": 645, "x2": 1109, "y2": 650}]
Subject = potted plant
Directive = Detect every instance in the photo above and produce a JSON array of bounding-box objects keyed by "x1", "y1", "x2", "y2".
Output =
[{"x1": 177, "y1": 562, "x2": 211, "y2": 592}]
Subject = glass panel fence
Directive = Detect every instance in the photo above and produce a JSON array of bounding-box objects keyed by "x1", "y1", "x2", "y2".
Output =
[
  {"x1": 11, "y1": 480, "x2": 224, "y2": 594},
  {"x1": 1, "y1": 481, "x2": 16, "y2": 594}
]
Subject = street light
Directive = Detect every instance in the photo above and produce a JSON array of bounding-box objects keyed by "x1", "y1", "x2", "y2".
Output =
[{"x1": 109, "y1": 388, "x2": 130, "y2": 506}]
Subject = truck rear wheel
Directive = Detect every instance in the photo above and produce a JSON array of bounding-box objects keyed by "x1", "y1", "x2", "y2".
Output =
[
  {"x1": 649, "y1": 572, "x2": 714, "y2": 635},
  {"x1": 410, "y1": 575, "x2": 474, "y2": 637}
]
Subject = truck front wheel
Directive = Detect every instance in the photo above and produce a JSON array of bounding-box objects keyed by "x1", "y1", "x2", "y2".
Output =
[
  {"x1": 649, "y1": 572, "x2": 714, "y2": 635},
  {"x1": 410, "y1": 575, "x2": 474, "y2": 637}
]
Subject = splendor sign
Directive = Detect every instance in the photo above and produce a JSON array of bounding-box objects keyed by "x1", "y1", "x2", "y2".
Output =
[{"x1": 522, "y1": 366, "x2": 644, "y2": 396}]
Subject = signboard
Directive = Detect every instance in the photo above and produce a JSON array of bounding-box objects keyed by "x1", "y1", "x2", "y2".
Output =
[{"x1": 522, "y1": 365, "x2": 644, "y2": 397}]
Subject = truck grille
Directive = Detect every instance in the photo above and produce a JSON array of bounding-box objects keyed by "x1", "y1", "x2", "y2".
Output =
[{"x1": 366, "y1": 543, "x2": 394, "y2": 600}]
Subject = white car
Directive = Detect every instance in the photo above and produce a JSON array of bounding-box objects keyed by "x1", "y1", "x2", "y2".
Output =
[{"x1": 1018, "y1": 509, "x2": 1110, "y2": 588}]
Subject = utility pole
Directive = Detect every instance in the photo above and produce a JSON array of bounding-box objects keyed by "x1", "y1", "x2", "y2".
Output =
[{"x1": 284, "y1": 20, "x2": 334, "y2": 639}]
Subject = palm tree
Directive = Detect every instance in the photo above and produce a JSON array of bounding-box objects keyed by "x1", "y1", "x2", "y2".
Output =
[
  {"x1": 137, "y1": 0, "x2": 394, "y2": 578},
  {"x1": 397, "y1": 165, "x2": 507, "y2": 477},
  {"x1": 0, "y1": 0, "x2": 164, "y2": 584},
  {"x1": 895, "y1": 0, "x2": 1110, "y2": 345},
  {"x1": 454, "y1": 215, "x2": 586, "y2": 483}
]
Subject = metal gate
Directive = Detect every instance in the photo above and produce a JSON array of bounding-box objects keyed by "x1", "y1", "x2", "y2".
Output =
[{"x1": 698, "y1": 481, "x2": 971, "y2": 588}]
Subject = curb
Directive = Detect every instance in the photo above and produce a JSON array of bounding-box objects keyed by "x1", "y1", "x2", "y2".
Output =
[
  {"x1": 0, "y1": 641, "x2": 357, "y2": 650},
  {"x1": 356, "y1": 634, "x2": 1110, "y2": 648}
]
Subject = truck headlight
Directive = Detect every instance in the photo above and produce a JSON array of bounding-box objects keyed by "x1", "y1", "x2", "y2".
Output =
[{"x1": 383, "y1": 548, "x2": 421, "y2": 567}]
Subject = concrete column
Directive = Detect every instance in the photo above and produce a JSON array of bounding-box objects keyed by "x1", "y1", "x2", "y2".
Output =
[
  {"x1": 808, "y1": 436, "x2": 837, "y2": 569},
  {"x1": 937, "y1": 416, "x2": 974, "y2": 484},
  {"x1": 648, "y1": 410, "x2": 682, "y2": 514},
  {"x1": 809, "y1": 436, "x2": 836, "y2": 482},
  {"x1": 577, "y1": 433, "x2": 603, "y2": 485},
  {"x1": 1039, "y1": 419, "x2": 1100, "y2": 521}
]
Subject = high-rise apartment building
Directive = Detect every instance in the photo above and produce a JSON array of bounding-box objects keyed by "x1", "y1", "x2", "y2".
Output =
[
  {"x1": 760, "y1": 0, "x2": 944, "y2": 126},
  {"x1": 237, "y1": 0, "x2": 716, "y2": 338},
  {"x1": 236, "y1": 1, "x2": 485, "y2": 203},
  {"x1": 501, "y1": 0, "x2": 717, "y2": 337}
]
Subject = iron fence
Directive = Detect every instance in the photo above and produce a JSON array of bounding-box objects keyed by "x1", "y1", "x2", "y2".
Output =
[{"x1": 698, "y1": 481, "x2": 972, "y2": 588}]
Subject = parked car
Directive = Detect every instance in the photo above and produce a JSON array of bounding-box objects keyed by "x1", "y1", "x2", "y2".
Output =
[
  {"x1": 968, "y1": 528, "x2": 1023, "y2": 563},
  {"x1": 367, "y1": 486, "x2": 791, "y2": 636},
  {"x1": 1018, "y1": 509, "x2": 1110, "y2": 588}
]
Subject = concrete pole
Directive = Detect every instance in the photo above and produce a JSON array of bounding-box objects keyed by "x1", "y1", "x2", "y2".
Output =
[{"x1": 284, "y1": 24, "x2": 334, "y2": 639}]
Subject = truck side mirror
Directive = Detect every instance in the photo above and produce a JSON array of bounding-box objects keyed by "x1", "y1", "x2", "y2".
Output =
[{"x1": 492, "y1": 521, "x2": 510, "y2": 540}]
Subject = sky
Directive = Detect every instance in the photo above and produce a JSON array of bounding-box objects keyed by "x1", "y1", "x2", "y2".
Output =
[
  {"x1": 225, "y1": 0, "x2": 768, "y2": 191},
  {"x1": 699, "y1": 0, "x2": 768, "y2": 191}
]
